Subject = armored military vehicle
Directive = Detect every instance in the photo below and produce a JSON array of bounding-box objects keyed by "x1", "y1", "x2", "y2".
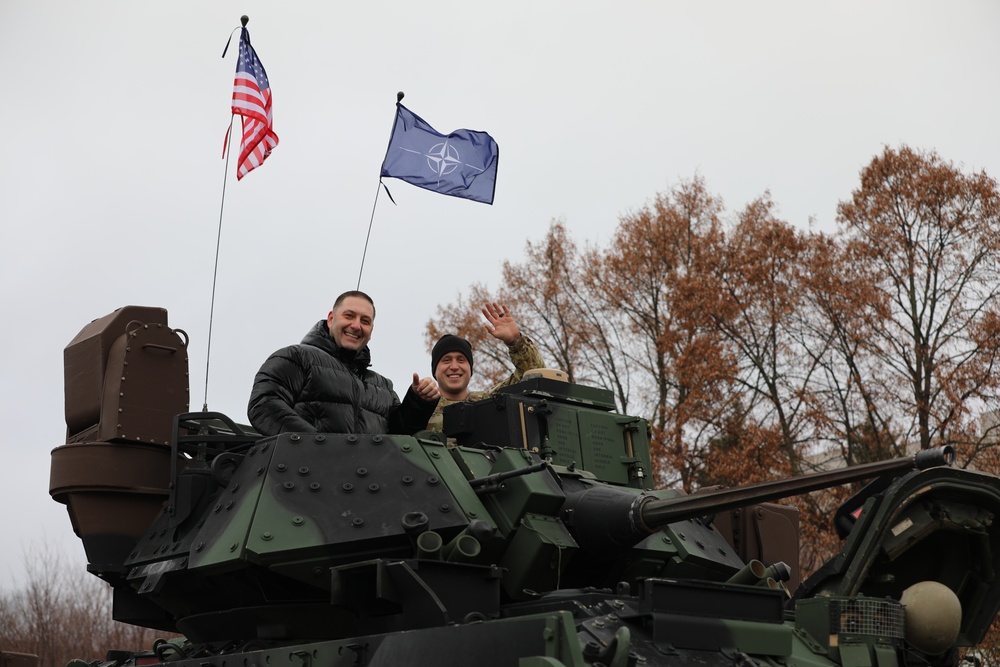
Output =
[{"x1": 50, "y1": 306, "x2": 1000, "y2": 667}]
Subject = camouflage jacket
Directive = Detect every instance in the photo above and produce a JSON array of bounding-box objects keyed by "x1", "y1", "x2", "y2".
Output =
[{"x1": 426, "y1": 334, "x2": 544, "y2": 433}]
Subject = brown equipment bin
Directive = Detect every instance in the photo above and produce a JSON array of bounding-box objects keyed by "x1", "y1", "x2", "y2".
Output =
[
  {"x1": 51, "y1": 306, "x2": 190, "y2": 577},
  {"x1": 713, "y1": 502, "x2": 800, "y2": 591}
]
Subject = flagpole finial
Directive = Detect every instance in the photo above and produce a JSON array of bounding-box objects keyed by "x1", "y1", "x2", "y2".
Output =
[
  {"x1": 397, "y1": 91, "x2": 405, "y2": 103},
  {"x1": 240, "y1": 15, "x2": 249, "y2": 27}
]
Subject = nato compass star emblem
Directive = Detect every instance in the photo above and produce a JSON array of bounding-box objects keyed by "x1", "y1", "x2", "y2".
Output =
[{"x1": 426, "y1": 141, "x2": 462, "y2": 176}]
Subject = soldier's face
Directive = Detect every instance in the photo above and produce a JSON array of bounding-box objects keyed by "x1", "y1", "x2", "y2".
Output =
[
  {"x1": 435, "y1": 352, "x2": 471, "y2": 396},
  {"x1": 328, "y1": 297, "x2": 374, "y2": 351}
]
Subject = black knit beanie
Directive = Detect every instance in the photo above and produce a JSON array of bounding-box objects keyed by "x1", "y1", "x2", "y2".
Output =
[{"x1": 431, "y1": 334, "x2": 474, "y2": 374}]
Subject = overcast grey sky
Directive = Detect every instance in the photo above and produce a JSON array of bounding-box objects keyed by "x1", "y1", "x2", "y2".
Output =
[{"x1": 2, "y1": 1, "x2": 998, "y2": 587}]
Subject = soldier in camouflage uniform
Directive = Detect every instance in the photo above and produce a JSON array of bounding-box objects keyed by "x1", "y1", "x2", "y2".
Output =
[{"x1": 426, "y1": 302, "x2": 544, "y2": 432}]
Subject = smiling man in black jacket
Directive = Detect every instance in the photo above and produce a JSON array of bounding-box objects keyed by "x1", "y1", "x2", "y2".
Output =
[{"x1": 248, "y1": 290, "x2": 439, "y2": 436}]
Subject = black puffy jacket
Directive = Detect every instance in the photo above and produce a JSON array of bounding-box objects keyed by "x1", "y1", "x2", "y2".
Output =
[{"x1": 247, "y1": 320, "x2": 435, "y2": 436}]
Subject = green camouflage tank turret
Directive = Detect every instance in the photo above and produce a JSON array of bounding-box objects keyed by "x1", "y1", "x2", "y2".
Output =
[{"x1": 49, "y1": 306, "x2": 1000, "y2": 667}]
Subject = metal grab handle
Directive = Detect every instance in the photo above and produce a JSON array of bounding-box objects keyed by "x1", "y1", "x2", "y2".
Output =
[{"x1": 124, "y1": 319, "x2": 190, "y2": 350}]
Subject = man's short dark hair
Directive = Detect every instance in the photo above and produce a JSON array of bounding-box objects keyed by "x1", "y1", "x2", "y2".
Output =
[{"x1": 333, "y1": 290, "x2": 376, "y2": 318}]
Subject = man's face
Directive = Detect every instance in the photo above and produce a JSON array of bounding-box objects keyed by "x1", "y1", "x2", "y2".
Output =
[
  {"x1": 327, "y1": 296, "x2": 374, "y2": 351},
  {"x1": 435, "y1": 352, "x2": 472, "y2": 397}
]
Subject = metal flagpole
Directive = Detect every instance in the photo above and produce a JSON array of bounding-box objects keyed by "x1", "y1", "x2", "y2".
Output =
[
  {"x1": 357, "y1": 91, "x2": 404, "y2": 290},
  {"x1": 357, "y1": 181, "x2": 383, "y2": 290},
  {"x1": 202, "y1": 15, "x2": 253, "y2": 411},
  {"x1": 203, "y1": 116, "x2": 237, "y2": 411}
]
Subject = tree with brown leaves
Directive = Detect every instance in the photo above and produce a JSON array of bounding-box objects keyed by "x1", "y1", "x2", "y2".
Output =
[{"x1": 837, "y1": 146, "x2": 1000, "y2": 462}]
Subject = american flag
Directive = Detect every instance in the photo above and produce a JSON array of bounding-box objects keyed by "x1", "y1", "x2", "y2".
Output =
[{"x1": 231, "y1": 28, "x2": 278, "y2": 180}]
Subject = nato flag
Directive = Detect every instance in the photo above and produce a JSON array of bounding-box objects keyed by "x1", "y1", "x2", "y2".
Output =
[{"x1": 380, "y1": 104, "x2": 498, "y2": 205}]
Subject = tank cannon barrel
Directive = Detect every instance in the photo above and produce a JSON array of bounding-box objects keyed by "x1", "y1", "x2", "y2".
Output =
[
  {"x1": 563, "y1": 445, "x2": 955, "y2": 557},
  {"x1": 636, "y1": 445, "x2": 955, "y2": 532}
]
